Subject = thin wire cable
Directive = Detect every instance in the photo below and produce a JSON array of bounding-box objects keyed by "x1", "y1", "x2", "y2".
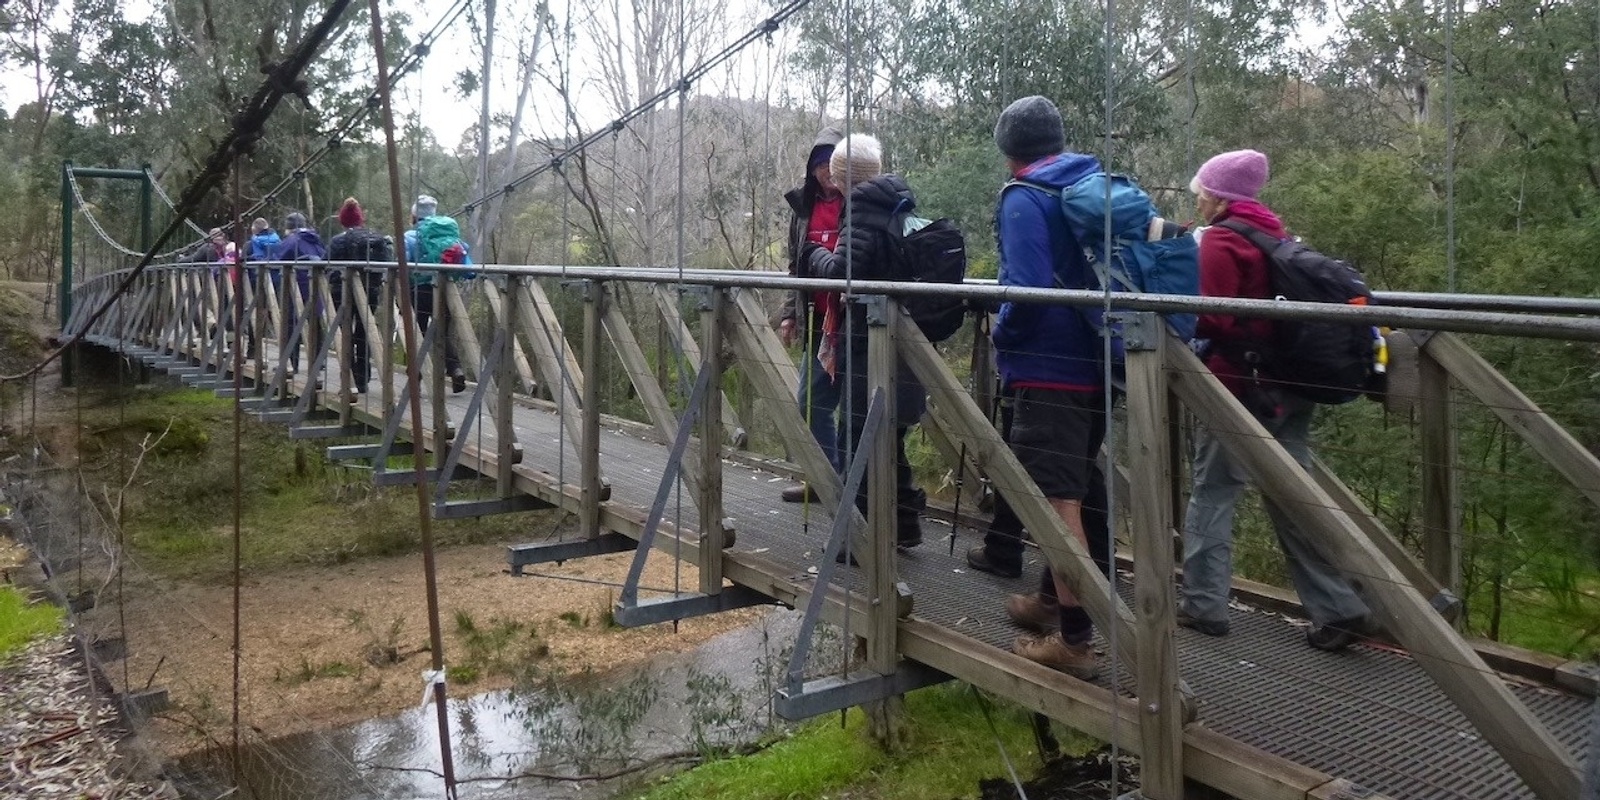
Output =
[
  {"x1": 672, "y1": 0, "x2": 689, "y2": 609},
  {"x1": 1099, "y1": 0, "x2": 1123, "y2": 791},
  {"x1": 1443, "y1": 0, "x2": 1457, "y2": 293},
  {"x1": 971, "y1": 685, "x2": 1029, "y2": 800},
  {"x1": 839, "y1": 0, "x2": 856, "y2": 691}
]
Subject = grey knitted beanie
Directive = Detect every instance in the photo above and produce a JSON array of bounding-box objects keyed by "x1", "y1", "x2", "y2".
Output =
[{"x1": 994, "y1": 96, "x2": 1066, "y2": 162}]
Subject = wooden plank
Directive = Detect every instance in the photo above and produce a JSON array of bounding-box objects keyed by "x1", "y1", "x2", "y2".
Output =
[
  {"x1": 1417, "y1": 340, "x2": 1462, "y2": 595},
  {"x1": 1425, "y1": 330, "x2": 1600, "y2": 514},
  {"x1": 1124, "y1": 333, "x2": 1183, "y2": 800},
  {"x1": 1166, "y1": 342, "x2": 1581, "y2": 800},
  {"x1": 511, "y1": 277, "x2": 587, "y2": 453},
  {"x1": 1309, "y1": 454, "x2": 1451, "y2": 608},
  {"x1": 481, "y1": 279, "x2": 539, "y2": 395},
  {"x1": 896, "y1": 619, "x2": 1385, "y2": 800},
  {"x1": 726, "y1": 288, "x2": 845, "y2": 512},
  {"x1": 891, "y1": 312, "x2": 1145, "y2": 675},
  {"x1": 599, "y1": 285, "x2": 704, "y2": 498},
  {"x1": 652, "y1": 284, "x2": 747, "y2": 448},
  {"x1": 443, "y1": 279, "x2": 484, "y2": 383}
]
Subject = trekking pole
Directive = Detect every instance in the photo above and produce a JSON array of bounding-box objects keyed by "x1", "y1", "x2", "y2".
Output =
[{"x1": 948, "y1": 442, "x2": 966, "y2": 556}]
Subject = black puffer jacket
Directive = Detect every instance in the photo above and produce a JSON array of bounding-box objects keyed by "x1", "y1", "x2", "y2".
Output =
[{"x1": 800, "y1": 173, "x2": 915, "y2": 354}]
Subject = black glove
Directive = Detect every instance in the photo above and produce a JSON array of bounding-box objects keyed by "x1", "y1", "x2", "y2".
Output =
[{"x1": 800, "y1": 241, "x2": 829, "y2": 278}]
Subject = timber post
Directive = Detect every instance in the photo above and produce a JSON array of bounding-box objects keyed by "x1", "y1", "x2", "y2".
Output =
[
  {"x1": 496, "y1": 275, "x2": 519, "y2": 497},
  {"x1": 1121, "y1": 314, "x2": 1184, "y2": 800},
  {"x1": 579, "y1": 279, "x2": 605, "y2": 539},
  {"x1": 864, "y1": 295, "x2": 906, "y2": 748},
  {"x1": 1416, "y1": 331, "x2": 1463, "y2": 597},
  {"x1": 696, "y1": 286, "x2": 728, "y2": 590}
]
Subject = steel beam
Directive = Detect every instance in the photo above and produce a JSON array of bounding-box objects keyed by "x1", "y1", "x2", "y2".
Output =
[
  {"x1": 432, "y1": 495, "x2": 552, "y2": 520},
  {"x1": 507, "y1": 532, "x2": 636, "y2": 575},
  {"x1": 372, "y1": 464, "x2": 480, "y2": 487},
  {"x1": 774, "y1": 662, "x2": 951, "y2": 722},
  {"x1": 611, "y1": 585, "x2": 770, "y2": 628},
  {"x1": 327, "y1": 442, "x2": 415, "y2": 461}
]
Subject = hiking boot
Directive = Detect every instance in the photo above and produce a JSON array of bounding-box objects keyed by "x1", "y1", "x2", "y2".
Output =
[
  {"x1": 1306, "y1": 616, "x2": 1369, "y2": 652},
  {"x1": 1005, "y1": 592, "x2": 1059, "y2": 633},
  {"x1": 1176, "y1": 608, "x2": 1230, "y2": 637},
  {"x1": 781, "y1": 484, "x2": 820, "y2": 503},
  {"x1": 451, "y1": 370, "x2": 467, "y2": 394},
  {"x1": 1013, "y1": 633, "x2": 1099, "y2": 680},
  {"x1": 966, "y1": 546, "x2": 1023, "y2": 579}
]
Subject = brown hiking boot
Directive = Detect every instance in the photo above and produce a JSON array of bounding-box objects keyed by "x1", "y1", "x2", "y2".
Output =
[
  {"x1": 1013, "y1": 633, "x2": 1100, "y2": 680},
  {"x1": 1005, "y1": 592, "x2": 1059, "y2": 633}
]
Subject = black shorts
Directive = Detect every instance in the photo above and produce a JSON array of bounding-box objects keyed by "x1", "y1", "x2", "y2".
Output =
[{"x1": 1008, "y1": 387, "x2": 1106, "y2": 501}]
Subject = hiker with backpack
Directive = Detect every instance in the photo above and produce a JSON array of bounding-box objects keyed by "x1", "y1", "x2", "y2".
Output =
[
  {"x1": 776, "y1": 125, "x2": 846, "y2": 504},
  {"x1": 1177, "y1": 149, "x2": 1373, "y2": 652},
  {"x1": 797, "y1": 132, "x2": 928, "y2": 553},
  {"x1": 403, "y1": 194, "x2": 470, "y2": 394},
  {"x1": 327, "y1": 197, "x2": 395, "y2": 393},
  {"x1": 272, "y1": 211, "x2": 326, "y2": 376},
  {"x1": 979, "y1": 96, "x2": 1115, "y2": 681}
]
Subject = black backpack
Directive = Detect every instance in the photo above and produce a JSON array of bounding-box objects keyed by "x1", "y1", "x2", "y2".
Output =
[
  {"x1": 889, "y1": 213, "x2": 968, "y2": 343},
  {"x1": 331, "y1": 228, "x2": 395, "y2": 263},
  {"x1": 1215, "y1": 220, "x2": 1381, "y2": 404}
]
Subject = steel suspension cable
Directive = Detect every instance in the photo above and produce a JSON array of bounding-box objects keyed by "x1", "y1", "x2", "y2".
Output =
[{"x1": 0, "y1": 0, "x2": 355, "y2": 385}]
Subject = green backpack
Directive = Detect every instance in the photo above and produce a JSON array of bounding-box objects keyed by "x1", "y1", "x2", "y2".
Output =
[{"x1": 416, "y1": 215, "x2": 464, "y2": 263}]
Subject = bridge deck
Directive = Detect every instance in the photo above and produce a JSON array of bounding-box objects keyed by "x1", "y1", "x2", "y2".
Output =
[{"x1": 116, "y1": 341, "x2": 1593, "y2": 800}]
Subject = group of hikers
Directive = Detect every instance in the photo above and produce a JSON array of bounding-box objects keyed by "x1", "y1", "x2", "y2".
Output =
[
  {"x1": 179, "y1": 94, "x2": 1372, "y2": 682},
  {"x1": 777, "y1": 96, "x2": 1374, "y2": 681},
  {"x1": 188, "y1": 195, "x2": 471, "y2": 394}
]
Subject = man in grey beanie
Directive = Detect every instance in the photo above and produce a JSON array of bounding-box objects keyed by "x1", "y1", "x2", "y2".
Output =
[
  {"x1": 993, "y1": 95, "x2": 1067, "y2": 163},
  {"x1": 978, "y1": 95, "x2": 1115, "y2": 681}
]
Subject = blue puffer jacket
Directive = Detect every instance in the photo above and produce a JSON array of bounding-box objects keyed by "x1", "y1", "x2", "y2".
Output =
[
  {"x1": 248, "y1": 231, "x2": 280, "y2": 261},
  {"x1": 992, "y1": 153, "x2": 1104, "y2": 391}
]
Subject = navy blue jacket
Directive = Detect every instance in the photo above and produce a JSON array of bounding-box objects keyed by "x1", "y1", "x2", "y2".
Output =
[{"x1": 993, "y1": 153, "x2": 1104, "y2": 391}]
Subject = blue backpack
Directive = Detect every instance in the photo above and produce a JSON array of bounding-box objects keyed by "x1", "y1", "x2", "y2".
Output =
[{"x1": 1008, "y1": 173, "x2": 1200, "y2": 353}]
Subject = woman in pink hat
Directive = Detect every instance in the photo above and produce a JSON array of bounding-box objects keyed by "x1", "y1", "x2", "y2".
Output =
[{"x1": 1178, "y1": 149, "x2": 1374, "y2": 652}]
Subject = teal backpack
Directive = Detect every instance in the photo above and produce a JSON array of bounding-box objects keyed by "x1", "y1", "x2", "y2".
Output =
[
  {"x1": 416, "y1": 215, "x2": 465, "y2": 264},
  {"x1": 1007, "y1": 173, "x2": 1199, "y2": 352}
]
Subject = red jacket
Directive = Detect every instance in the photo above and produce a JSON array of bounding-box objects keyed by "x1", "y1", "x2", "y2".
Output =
[{"x1": 1196, "y1": 200, "x2": 1286, "y2": 395}]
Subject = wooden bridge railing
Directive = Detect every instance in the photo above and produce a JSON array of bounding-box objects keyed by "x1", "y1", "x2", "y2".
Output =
[{"x1": 62, "y1": 262, "x2": 1600, "y2": 800}]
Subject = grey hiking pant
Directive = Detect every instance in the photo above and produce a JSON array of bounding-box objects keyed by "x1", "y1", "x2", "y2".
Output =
[{"x1": 1179, "y1": 393, "x2": 1369, "y2": 627}]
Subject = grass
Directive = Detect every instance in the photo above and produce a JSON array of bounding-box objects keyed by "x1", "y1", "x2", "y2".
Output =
[
  {"x1": 0, "y1": 586, "x2": 63, "y2": 657},
  {"x1": 77, "y1": 385, "x2": 565, "y2": 582},
  {"x1": 628, "y1": 683, "x2": 1097, "y2": 800}
]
